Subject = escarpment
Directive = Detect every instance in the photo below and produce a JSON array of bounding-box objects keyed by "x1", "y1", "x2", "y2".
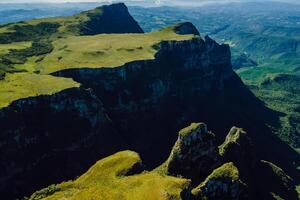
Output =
[
  {"x1": 54, "y1": 33, "x2": 299, "y2": 176},
  {"x1": 0, "y1": 7, "x2": 299, "y2": 199}
]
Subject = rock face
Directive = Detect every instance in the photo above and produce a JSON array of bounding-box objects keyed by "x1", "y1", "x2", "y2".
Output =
[
  {"x1": 80, "y1": 3, "x2": 144, "y2": 35},
  {"x1": 174, "y1": 22, "x2": 200, "y2": 36},
  {"x1": 254, "y1": 160, "x2": 299, "y2": 200},
  {"x1": 0, "y1": 88, "x2": 127, "y2": 199},
  {"x1": 219, "y1": 127, "x2": 253, "y2": 169},
  {"x1": 163, "y1": 123, "x2": 298, "y2": 200},
  {"x1": 192, "y1": 162, "x2": 249, "y2": 200},
  {"x1": 163, "y1": 123, "x2": 219, "y2": 181}
]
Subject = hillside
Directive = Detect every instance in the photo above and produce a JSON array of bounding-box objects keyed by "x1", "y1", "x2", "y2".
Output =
[
  {"x1": 0, "y1": 3, "x2": 299, "y2": 200},
  {"x1": 28, "y1": 123, "x2": 298, "y2": 200}
]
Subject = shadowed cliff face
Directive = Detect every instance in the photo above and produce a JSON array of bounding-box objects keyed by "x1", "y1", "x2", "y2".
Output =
[
  {"x1": 54, "y1": 34, "x2": 300, "y2": 177},
  {"x1": 0, "y1": 88, "x2": 127, "y2": 199},
  {"x1": 80, "y1": 3, "x2": 144, "y2": 35}
]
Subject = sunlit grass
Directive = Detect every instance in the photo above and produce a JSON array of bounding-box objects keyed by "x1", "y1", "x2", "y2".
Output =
[
  {"x1": 0, "y1": 41, "x2": 32, "y2": 55},
  {"x1": 38, "y1": 27, "x2": 195, "y2": 74},
  {"x1": 30, "y1": 151, "x2": 190, "y2": 200},
  {"x1": 0, "y1": 17, "x2": 195, "y2": 109},
  {"x1": 0, "y1": 72, "x2": 79, "y2": 108}
]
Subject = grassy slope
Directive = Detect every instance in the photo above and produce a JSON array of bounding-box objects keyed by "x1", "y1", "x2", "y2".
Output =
[
  {"x1": 38, "y1": 27, "x2": 194, "y2": 74},
  {"x1": 0, "y1": 41, "x2": 32, "y2": 55},
  {"x1": 29, "y1": 151, "x2": 190, "y2": 200},
  {"x1": 0, "y1": 73, "x2": 79, "y2": 108},
  {"x1": 0, "y1": 18, "x2": 195, "y2": 108}
]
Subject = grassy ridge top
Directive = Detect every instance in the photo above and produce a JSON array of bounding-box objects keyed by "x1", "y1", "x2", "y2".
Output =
[
  {"x1": 0, "y1": 4, "x2": 197, "y2": 109},
  {"x1": 29, "y1": 151, "x2": 190, "y2": 200},
  {"x1": 38, "y1": 27, "x2": 195, "y2": 74},
  {"x1": 0, "y1": 73, "x2": 79, "y2": 108},
  {"x1": 0, "y1": 5, "x2": 93, "y2": 39}
]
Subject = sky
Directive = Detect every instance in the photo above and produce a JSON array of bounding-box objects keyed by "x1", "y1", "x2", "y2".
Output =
[{"x1": 0, "y1": 0, "x2": 298, "y2": 6}]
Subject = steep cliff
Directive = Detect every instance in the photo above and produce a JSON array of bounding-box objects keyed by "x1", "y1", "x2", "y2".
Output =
[
  {"x1": 0, "y1": 88, "x2": 127, "y2": 199},
  {"x1": 0, "y1": 8, "x2": 299, "y2": 199},
  {"x1": 160, "y1": 123, "x2": 220, "y2": 181},
  {"x1": 54, "y1": 31, "x2": 299, "y2": 176},
  {"x1": 80, "y1": 3, "x2": 144, "y2": 35}
]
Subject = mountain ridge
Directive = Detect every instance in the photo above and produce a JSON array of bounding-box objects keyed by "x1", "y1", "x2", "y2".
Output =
[{"x1": 0, "y1": 3, "x2": 299, "y2": 200}]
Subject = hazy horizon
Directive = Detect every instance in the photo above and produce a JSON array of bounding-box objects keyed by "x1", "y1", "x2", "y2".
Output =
[{"x1": 0, "y1": 0, "x2": 299, "y2": 6}]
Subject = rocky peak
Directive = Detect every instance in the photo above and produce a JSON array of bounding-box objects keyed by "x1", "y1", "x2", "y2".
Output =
[
  {"x1": 219, "y1": 127, "x2": 253, "y2": 166},
  {"x1": 162, "y1": 123, "x2": 219, "y2": 181},
  {"x1": 174, "y1": 22, "x2": 200, "y2": 36},
  {"x1": 80, "y1": 3, "x2": 144, "y2": 35},
  {"x1": 192, "y1": 162, "x2": 249, "y2": 200},
  {"x1": 254, "y1": 160, "x2": 299, "y2": 200}
]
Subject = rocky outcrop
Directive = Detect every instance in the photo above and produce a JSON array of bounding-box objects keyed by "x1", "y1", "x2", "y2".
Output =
[
  {"x1": 162, "y1": 123, "x2": 219, "y2": 181},
  {"x1": 254, "y1": 160, "x2": 299, "y2": 200},
  {"x1": 24, "y1": 122, "x2": 299, "y2": 200},
  {"x1": 162, "y1": 123, "x2": 298, "y2": 200},
  {"x1": 174, "y1": 22, "x2": 200, "y2": 36},
  {"x1": 80, "y1": 3, "x2": 144, "y2": 35},
  {"x1": 0, "y1": 88, "x2": 127, "y2": 199},
  {"x1": 219, "y1": 127, "x2": 253, "y2": 169},
  {"x1": 192, "y1": 162, "x2": 249, "y2": 200}
]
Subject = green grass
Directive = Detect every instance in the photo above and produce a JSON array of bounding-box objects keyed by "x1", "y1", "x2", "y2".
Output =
[
  {"x1": 0, "y1": 4, "x2": 106, "y2": 42},
  {"x1": 38, "y1": 27, "x2": 195, "y2": 74},
  {"x1": 178, "y1": 122, "x2": 202, "y2": 138},
  {"x1": 0, "y1": 14, "x2": 196, "y2": 109},
  {"x1": 241, "y1": 72, "x2": 300, "y2": 150},
  {"x1": 191, "y1": 162, "x2": 239, "y2": 196},
  {"x1": 218, "y1": 127, "x2": 246, "y2": 156},
  {"x1": 29, "y1": 151, "x2": 190, "y2": 200},
  {"x1": 0, "y1": 41, "x2": 32, "y2": 55},
  {"x1": 0, "y1": 72, "x2": 79, "y2": 108},
  {"x1": 296, "y1": 185, "x2": 300, "y2": 199}
]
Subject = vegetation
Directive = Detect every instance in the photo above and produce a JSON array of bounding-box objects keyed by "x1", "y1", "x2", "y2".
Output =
[
  {"x1": 178, "y1": 122, "x2": 202, "y2": 137},
  {"x1": 191, "y1": 162, "x2": 239, "y2": 196},
  {"x1": 219, "y1": 127, "x2": 246, "y2": 156},
  {"x1": 29, "y1": 151, "x2": 190, "y2": 200},
  {"x1": 0, "y1": 40, "x2": 53, "y2": 67},
  {"x1": 245, "y1": 74, "x2": 300, "y2": 149},
  {"x1": 260, "y1": 160, "x2": 294, "y2": 189},
  {"x1": 0, "y1": 41, "x2": 32, "y2": 56},
  {"x1": 37, "y1": 26, "x2": 195, "y2": 74},
  {"x1": 0, "y1": 73, "x2": 79, "y2": 108},
  {"x1": 203, "y1": 162, "x2": 239, "y2": 182},
  {"x1": 0, "y1": 22, "x2": 60, "y2": 44},
  {"x1": 0, "y1": 6, "x2": 196, "y2": 109}
]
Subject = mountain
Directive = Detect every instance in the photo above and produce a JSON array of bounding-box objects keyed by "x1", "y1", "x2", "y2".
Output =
[
  {"x1": 0, "y1": 3, "x2": 299, "y2": 200},
  {"x1": 28, "y1": 123, "x2": 298, "y2": 200},
  {"x1": 129, "y1": 1, "x2": 300, "y2": 159}
]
